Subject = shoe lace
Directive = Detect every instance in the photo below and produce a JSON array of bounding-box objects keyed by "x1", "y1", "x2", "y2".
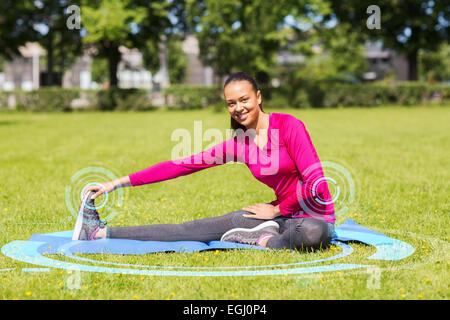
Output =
[
  {"x1": 94, "y1": 211, "x2": 107, "y2": 226},
  {"x1": 83, "y1": 204, "x2": 107, "y2": 226}
]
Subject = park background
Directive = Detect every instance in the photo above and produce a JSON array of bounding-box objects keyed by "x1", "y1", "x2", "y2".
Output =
[{"x1": 0, "y1": 0, "x2": 448, "y2": 300}]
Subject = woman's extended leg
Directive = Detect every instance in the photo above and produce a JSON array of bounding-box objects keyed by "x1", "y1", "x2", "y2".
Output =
[{"x1": 103, "y1": 210, "x2": 274, "y2": 242}]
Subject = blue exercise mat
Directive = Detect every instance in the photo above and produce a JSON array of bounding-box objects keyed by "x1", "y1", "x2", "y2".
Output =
[
  {"x1": 24, "y1": 218, "x2": 414, "y2": 260},
  {"x1": 0, "y1": 218, "x2": 415, "y2": 276}
]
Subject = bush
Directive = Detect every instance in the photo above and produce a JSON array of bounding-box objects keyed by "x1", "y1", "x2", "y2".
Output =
[
  {"x1": 434, "y1": 84, "x2": 450, "y2": 100},
  {"x1": 1, "y1": 82, "x2": 448, "y2": 112},
  {"x1": 164, "y1": 82, "x2": 449, "y2": 109},
  {"x1": 211, "y1": 100, "x2": 228, "y2": 113},
  {"x1": 96, "y1": 88, "x2": 155, "y2": 111},
  {"x1": 318, "y1": 83, "x2": 386, "y2": 107},
  {"x1": 15, "y1": 87, "x2": 80, "y2": 112},
  {"x1": 163, "y1": 85, "x2": 222, "y2": 110},
  {"x1": 263, "y1": 92, "x2": 291, "y2": 109},
  {"x1": 0, "y1": 92, "x2": 9, "y2": 110},
  {"x1": 2, "y1": 87, "x2": 157, "y2": 112},
  {"x1": 73, "y1": 90, "x2": 100, "y2": 111},
  {"x1": 275, "y1": 81, "x2": 450, "y2": 108},
  {"x1": 262, "y1": 85, "x2": 311, "y2": 109}
]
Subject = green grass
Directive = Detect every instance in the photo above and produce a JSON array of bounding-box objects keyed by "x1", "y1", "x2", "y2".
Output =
[{"x1": 0, "y1": 105, "x2": 449, "y2": 300}]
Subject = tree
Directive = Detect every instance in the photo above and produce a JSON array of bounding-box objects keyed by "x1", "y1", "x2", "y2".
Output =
[
  {"x1": 136, "y1": 0, "x2": 188, "y2": 75},
  {"x1": 0, "y1": 1, "x2": 37, "y2": 60},
  {"x1": 81, "y1": 0, "x2": 147, "y2": 87},
  {"x1": 419, "y1": 42, "x2": 450, "y2": 83},
  {"x1": 167, "y1": 35, "x2": 188, "y2": 84},
  {"x1": 90, "y1": 56, "x2": 109, "y2": 85},
  {"x1": 32, "y1": 0, "x2": 83, "y2": 86},
  {"x1": 186, "y1": 0, "x2": 330, "y2": 84},
  {"x1": 326, "y1": 0, "x2": 449, "y2": 80},
  {"x1": 280, "y1": 22, "x2": 368, "y2": 86},
  {"x1": 0, "y1": 0, "x2": 83, "y2": 86},
  {"x1": 314, "y1": 22, "x2": 369, "y2": 80},
  {"x1": 82, "y1": 0, "x2": 187, "y2": 87}
]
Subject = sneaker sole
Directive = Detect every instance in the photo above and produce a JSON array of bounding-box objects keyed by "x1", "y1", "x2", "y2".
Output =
[
  {"x1": 72, "y1": 192, "x2": 90, "y2": 240},
  {"x1": 220, "y1": 220, "x2": 279, "y2": 242}
]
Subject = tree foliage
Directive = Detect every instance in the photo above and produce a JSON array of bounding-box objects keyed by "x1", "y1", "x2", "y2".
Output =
[
  {"x1": 81, "y1": 0, "x2": 186, "y2": 87},
  {"x1": 186, "y1": 0, "x2": 330, "y2": 84},
  {"x1": 326, "y1": 0, "x2": 449, "y2": 80},
  {"x1": 81, "y1": 0, "x2": 146, "y2": 87},
  {"x1": 2, "y1": 0, "x2": 447, "y2": 88},
  {"x1": 0, "y1": 1, "x2": 37, "y2": 59},
  {"x1": 419, "y1": 42, "x2": 450, "y2": 83},
  {"x1": 0, "y1": 0, "x2": 82, "y2": 86},
  {"x1": 167, "y1": 36, "x2": 188, "y2": 84}
]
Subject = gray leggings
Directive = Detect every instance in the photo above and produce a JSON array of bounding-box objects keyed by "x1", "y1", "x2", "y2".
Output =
[{"x1": 107, "y1": 210, "x2": 335, "y2": 251}]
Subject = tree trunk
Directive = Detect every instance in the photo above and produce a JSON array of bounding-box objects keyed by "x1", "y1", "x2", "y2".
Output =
[
  {"x1": 46, "y1": 31, "x2": 54, "y2": 86},
  {"x1": 407, "y1": 49, "x2": 418, "y2": 81},
  {"x1": 108, "y1": 54, "x2": 119, "y2": 87},
  {"x1": 106, "y1": 44, "x2": 121, "y2": 87},
  {"x1": 59, "y1": 31, "x2": 65, "y2": 79}
]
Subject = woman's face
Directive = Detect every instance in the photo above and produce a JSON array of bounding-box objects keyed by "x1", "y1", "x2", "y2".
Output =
[{"x1": 224, "y1": 80, "x2": 262, "y2": 128}]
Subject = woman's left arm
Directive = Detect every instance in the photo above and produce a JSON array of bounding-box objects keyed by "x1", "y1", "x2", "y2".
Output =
[
  {"x1": 243, "y1": 115, "x2": 330, "y2": 219},
  {"x1": 242, "y1": 203, "x2": 281, "y2": 219},
  {"x1": 277, "y1": 116, "x2": 330, "y2": 217}
]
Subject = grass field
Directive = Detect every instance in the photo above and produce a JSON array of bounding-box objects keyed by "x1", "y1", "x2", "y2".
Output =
[{"x1": 0, "y1": 105, "x2": 449, "y2": 300}]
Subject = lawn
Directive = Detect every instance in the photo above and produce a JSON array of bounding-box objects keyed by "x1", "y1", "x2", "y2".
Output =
[{"x1": 0, "y1": 105, "x2": 448, "y2": 300}]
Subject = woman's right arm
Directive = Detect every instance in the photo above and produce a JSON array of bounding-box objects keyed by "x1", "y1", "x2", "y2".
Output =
[{"x1": 84, "y1": 135, "x2": 238, "y2": 199}]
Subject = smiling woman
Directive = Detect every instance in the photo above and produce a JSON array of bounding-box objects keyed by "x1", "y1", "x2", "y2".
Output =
[
  {"x1": 74, "y1": 72, "x2": 335, "y2": 252},
  {"x1": 224, "y1": 72, "x2": 270, "y2": 150},
  {"x1": 224, "y1": 72, "x2": 267, "y2": 135}
]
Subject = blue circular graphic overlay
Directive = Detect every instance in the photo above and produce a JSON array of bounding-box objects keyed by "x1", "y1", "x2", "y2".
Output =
[{"x1": 65, "y1": 166, "x2": 126, "y2": 224}]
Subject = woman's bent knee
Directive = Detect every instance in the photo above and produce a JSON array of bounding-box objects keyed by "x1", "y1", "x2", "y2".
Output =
[{"x1": 294, "y1": 218, "x2": 331, "y2": 251}]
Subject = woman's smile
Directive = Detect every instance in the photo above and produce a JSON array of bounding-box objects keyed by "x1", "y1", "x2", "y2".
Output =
[{"x1": 236, "y1": 112, "x2": 249, "y2": 121}]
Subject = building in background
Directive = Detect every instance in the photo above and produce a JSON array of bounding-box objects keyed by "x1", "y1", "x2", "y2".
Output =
[
  {"x1": 117, "y1": 46, "x2": 153, "y2": 90},
  {"x1": 62, "y1": 54, "x2": 93, "y2": 89},
  {"x1": 1, "y1": 42, "x2": 44, "y2": 91},
  {"x1": 363, "y1": 42, "x2": 408, "y2": 81},
  {"x1": 0, "y1": 38, "x2": 410, "y2": 91},
  {"x1": 0, "y1": 43, "x2": 165, "y2": 91},
  {"x1": 181, "y1": 35, "x2": 215, "y2": 86}
]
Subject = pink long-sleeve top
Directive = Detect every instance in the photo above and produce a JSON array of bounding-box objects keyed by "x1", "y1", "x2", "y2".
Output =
[{"x1": 129, "y1": 113, "x2": 335, "y2": 223}]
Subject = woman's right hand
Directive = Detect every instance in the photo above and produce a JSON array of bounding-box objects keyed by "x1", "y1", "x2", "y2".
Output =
[{"x1": 83, "y1": 181, "x2": 117, "y2": 200}]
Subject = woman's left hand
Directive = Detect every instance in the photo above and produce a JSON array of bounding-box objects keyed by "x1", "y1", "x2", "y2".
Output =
[{"x1": 242, "y1": 203, "x2": 282, "y2": 220}]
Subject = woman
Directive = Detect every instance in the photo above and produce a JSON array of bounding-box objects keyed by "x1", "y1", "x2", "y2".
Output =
[{"x1": 73, "y1": 72, "x2": 335, "y2": 251}]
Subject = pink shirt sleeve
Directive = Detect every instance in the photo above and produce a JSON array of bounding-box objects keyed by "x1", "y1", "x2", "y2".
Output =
[
  {"x1": 128, "y1": 136, "x2": 238, "y2": 187},
  {"x1": 278, "y1": 116, "x2": 332, "y2": 217}
]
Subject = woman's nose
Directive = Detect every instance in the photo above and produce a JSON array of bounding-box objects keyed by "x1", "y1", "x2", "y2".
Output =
[{"x1": 236, "y1": 103, "x2": 245, "y2": 112}]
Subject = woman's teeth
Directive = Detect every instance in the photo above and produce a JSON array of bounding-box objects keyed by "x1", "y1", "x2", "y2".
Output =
[{"x1": 237, "y1": 113, "x2": 248, "y2": 120}]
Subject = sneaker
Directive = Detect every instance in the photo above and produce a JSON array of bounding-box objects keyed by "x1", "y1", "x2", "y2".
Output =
[
  {"x1": 220, "y1": 221, "x2": 279, "y2": 246},
  {"x1": 72, "y1": 191, "x2": 106, "y2": 240}
]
